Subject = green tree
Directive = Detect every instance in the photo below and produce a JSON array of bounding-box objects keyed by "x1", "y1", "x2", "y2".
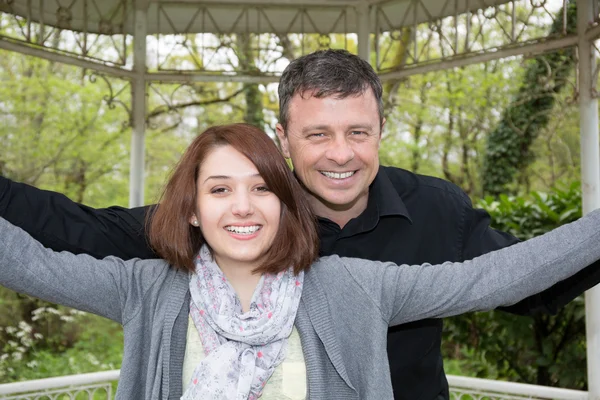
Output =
[{"x1": 482, "y1": 4, "x2": 578, "y2": 196}]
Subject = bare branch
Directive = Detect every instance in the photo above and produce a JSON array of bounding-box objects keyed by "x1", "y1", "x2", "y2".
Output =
[{"x1": 146, "y1": 88, "x2": 245, "y2": 121}]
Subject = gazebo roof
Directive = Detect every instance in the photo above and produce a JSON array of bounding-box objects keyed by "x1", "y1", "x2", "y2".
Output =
[{"x1": 1, "y1": 0, "x2": 512, "y2": 35}]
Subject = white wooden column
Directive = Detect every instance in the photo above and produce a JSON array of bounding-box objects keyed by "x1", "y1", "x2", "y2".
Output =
[
  {"x1": 129, "y1": 0, "x2": 148, "y2": 207},
  {"x1": 577, "y1": 0, "x2": 600, "y2": 397},
  {"x1": 356, "y1": 1, "x2": 370, "y2": 62}
]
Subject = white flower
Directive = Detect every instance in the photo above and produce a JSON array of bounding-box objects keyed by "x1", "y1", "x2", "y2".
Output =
[
  {"x1": 86, "y1": 354, "x2": 100, "y2": 366},
  {"x1": 31, "y1": 308, "x2": 46, "y2": 321},
  {"x1": 18, "y1": 321, "x2": 32, "y2": 333}
]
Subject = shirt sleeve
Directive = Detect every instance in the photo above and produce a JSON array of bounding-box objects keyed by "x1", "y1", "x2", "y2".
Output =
[
  {"x1": 462, "y1": 203, "x2": 600, "y2": 315},
  {"x1": 0, "y1": 176, "x2": 156, "y2": 260},
  {"x1": 338, "y1": 209, "x2": 600, "y2": 326},
  {"x1": 0, "y1": 217, "x2": 169, "y2": 325}
]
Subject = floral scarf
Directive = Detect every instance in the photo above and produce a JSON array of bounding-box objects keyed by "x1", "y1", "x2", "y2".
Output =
[{"x1": 181, "y1": 245, "x2": 304, "y2": 400}]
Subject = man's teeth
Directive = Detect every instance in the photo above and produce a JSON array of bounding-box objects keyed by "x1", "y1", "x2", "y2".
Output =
[
  {"x1": 321, "y1": 171, "x2": 355, "y2": 179},
  {"x1": 226, "y1": 225, "x2": 261, "y2": 234}
]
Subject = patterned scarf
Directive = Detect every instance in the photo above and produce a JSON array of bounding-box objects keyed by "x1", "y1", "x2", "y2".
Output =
[{"x1": 181, "y1": 245, "x2": 304, "y2": 400}]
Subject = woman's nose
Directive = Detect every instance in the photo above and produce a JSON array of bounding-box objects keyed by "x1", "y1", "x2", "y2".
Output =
[{"x1": 231, "y1": 191, "x2": 253, "y2": 217}]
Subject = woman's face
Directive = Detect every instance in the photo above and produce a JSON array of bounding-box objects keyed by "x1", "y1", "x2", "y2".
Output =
[{"x1": 192, "y1": 145, "x2": 282, "y2": 269}]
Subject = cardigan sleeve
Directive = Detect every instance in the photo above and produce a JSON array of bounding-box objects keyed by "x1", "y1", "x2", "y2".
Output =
[
  {"x1": 337, "y1": 209, "x2": 600, "y2": 326},
  {"x1": 0, "y1": 217, "x2": 169, "y2": 325},
  {"x1": 460, "y1": 201, "x2": 600, "y2": 316}
]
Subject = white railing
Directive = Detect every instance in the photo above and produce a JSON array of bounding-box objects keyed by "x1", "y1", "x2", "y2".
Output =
[
  {"x1": 0, "y1": 370, "x2": 119, "y2": 400},
  {"x1": 448, "y1": 375, "x2": 588, "y2": 400},
  {"x1": 0, "y1": 371, "x2": 589, "y2": 399}
]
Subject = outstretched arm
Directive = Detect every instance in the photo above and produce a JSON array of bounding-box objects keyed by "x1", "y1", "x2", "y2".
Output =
[
  {"x1": 0, "y1": 176, "x2": 155, "y2": 259},
  {"x1": 336, "y1": 209, "x2": 600, "y2": 326},
  {"x1": 0, "y1": 217, "x2": 169, "y2": 324},
  {"x1": 462, "y1": 203, "x2": 600, "y2": 315}
]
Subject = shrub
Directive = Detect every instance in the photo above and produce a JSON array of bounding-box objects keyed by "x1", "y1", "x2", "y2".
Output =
[{"x1": 443, "y1": 182, "x2": 587, "y2": 389}]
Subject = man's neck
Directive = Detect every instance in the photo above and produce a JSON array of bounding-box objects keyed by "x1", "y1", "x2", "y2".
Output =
[{"x1": 310, "y1": 194, "x2": 369, "y2": 229}]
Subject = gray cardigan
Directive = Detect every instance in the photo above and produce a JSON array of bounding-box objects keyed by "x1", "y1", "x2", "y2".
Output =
[{"x1": 1, "y1": 211, "x2": 600, "y2": 400}]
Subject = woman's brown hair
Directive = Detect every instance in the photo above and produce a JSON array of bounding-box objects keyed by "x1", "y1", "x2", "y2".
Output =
[{"x1": 147, "y1": 123, "x2": 319, "y2": 275}]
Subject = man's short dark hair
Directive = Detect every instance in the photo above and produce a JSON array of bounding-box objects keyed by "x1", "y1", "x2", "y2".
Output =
[{"x1": 278, "y1": 49, "x2": 384, "y2": 129}]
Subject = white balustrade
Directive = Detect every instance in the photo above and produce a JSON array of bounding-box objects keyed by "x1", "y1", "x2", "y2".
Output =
[
  {"x1": 0, "y1": 370, "x2": 119, "y2": 400},
  {"x1": 0, "y1": 372, "x2": 589, "y2": 399}
]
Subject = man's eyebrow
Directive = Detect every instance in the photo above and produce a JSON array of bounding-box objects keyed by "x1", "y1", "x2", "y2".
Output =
[
  {"x1": 347, "y1": 124, "x2": 375, "y2": 130},
  {"x1": 203, "y1": 173, "x2": 261, "y2": 183},
  {"x1": 301, "y1": 124, "x2": 329, "y2": 133},
  {"x1": 301, "y1": 123, "x2": 375, "y2": 133}
]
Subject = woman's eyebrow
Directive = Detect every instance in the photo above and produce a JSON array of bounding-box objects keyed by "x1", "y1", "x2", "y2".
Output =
[{"x1": 203, "y1": 173, "x2": 261, "y2": 184}]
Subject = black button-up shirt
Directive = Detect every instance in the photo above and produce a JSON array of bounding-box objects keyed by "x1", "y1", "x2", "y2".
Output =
[{"x1": 316, "y1": 166, "x2": 596, "y2": 399}]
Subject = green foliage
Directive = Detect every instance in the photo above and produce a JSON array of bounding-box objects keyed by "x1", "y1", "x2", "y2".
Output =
[
  {"x1": 478, "y1": 182, "x2": 582, "y2": 240},
  {"x1": 0, "y1": 305, "x2": 122, "y2": 382},
  {"x1": 443, "y1": 182, "x2": 587, "y2": 388},
  {"x1": 482, "y1": 3, "x2": 578, "y2": 197},
  {"x1": 382, "y1": 59, "x2": 518, "y2": 196},
  {"x1": 0, "y1": 50, "x2": 133, "y2": 206}
]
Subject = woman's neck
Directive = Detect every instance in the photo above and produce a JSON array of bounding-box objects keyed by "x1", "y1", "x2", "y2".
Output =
[{"x1": 215, "y1": 258, "x2": 262, "y2": 312}]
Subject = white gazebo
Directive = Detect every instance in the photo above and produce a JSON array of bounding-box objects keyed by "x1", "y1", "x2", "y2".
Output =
[{"x1": 0, "y1": 0, "x2": 599, "y2": 398}]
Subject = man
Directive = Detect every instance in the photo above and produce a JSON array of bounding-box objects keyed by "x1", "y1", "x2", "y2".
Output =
[{"x1": 1, "y1": 49, "x2": 598, "y2": 399}]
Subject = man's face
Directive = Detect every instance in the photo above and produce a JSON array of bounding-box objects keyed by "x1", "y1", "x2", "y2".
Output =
[{"x1": 276, "y1": 89, "x2": 383, "y2": 218}]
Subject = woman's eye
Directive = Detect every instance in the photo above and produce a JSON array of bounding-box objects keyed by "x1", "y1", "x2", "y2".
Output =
[
  {"x1": 255, "y1": 185, "x2": 270, "y2": 192},
  {"x1": 210, "y1": 187, "x2": 228, "y2": 194}
]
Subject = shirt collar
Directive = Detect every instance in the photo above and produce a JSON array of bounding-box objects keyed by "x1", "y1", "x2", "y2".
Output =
[
  {"x1": 367, "y1": 167, "x2": 412, "y2": 221},
  {"x1": 315, "y1": 167, "x2": 412, "y2": 234}
]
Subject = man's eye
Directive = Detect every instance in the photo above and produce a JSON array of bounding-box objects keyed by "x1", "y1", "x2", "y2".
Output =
[
  {"x1": 351, "y1": 130, "x2": 367, "y2": 135},
  {"x1": 308, "y1": 133, "x2": 325, "y2": 138}
]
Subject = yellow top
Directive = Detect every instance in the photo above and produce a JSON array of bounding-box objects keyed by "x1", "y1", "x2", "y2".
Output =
[{"x1": 182, "y1": 316, "x2": 307, "y2": 399}]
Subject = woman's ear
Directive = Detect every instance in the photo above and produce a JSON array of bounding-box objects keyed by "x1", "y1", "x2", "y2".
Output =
[{"x1": 189, "y1": 215, "x2": 199, "y2": 227}]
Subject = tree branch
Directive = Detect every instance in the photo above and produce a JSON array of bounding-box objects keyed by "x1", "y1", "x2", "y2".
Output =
[{"x1": 146, "y1": 88, "x2": 245, "y2": 121}]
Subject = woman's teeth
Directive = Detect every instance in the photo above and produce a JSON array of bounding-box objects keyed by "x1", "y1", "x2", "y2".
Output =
[{"x1": 225, "y1": 225, "x2": 261, "y2": 234}]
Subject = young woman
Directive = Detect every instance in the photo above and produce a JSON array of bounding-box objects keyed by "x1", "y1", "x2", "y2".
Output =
[{"x1": 0, "y1": 123, "x2": 599, "y2": 400}]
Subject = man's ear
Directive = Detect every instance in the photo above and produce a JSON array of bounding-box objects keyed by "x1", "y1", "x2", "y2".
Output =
[
  {"x1": 276, "y1": 123, "x2": 291, "y2": 158},
  {"x1": 379, "y1": 118, "x2": 386, "y2": 146}
]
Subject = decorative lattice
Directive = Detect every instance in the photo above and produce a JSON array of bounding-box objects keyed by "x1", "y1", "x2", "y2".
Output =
[
  {"x1": 0, "y1": 383, "x2": 113, "y2": 400},
  {"x1": 375, "y1": 0, "x2": 570, "y2": 73},
  {"x1": 0, "y1": 0, "x2": 131, "y2": 65}
]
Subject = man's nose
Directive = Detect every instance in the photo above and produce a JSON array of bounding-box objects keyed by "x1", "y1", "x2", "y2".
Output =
[{"x1": 325, "y1": 136, "x2": 355, "y2": 165}]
